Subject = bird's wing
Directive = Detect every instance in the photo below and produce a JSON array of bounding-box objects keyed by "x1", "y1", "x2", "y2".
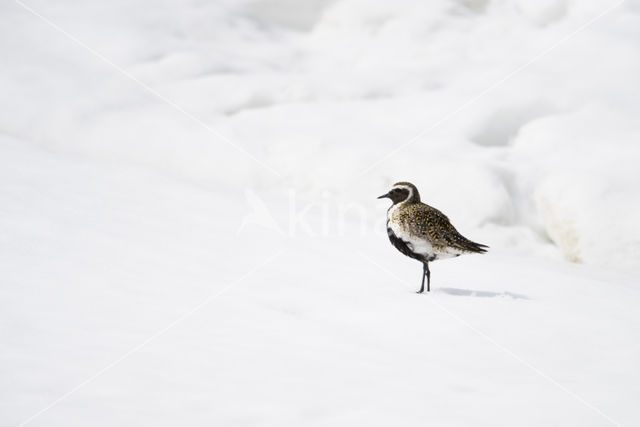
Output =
[{"x1": 406, "y1": 204, "x2": 488, "y2": 253}]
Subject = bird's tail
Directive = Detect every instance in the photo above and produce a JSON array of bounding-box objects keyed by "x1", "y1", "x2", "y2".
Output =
[{"x1": 459, "y1": 239, "x2": 489, "y2": 254}]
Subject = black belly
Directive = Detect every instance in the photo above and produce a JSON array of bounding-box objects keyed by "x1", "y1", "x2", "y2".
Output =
[{"x1": 387, "y1": 227, "x2": 432, "y2": 263}]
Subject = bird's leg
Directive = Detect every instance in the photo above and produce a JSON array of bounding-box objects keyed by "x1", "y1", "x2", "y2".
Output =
[
  {"x1": 418, "y1": 262, "x2": 427, "y2": 294},
  {"x1": 425, "y1": 262, "x2": 431, "y2": 292}
]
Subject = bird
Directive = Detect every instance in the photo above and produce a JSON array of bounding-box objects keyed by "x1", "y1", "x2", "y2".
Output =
[{"x1": 378, "y1": 181, "x2": 488, "y2": 293}]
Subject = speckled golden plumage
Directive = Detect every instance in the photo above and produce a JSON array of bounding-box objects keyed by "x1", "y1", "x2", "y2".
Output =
[{"x1": 390, "y1": 203, "x2": 487, "y2": 254}]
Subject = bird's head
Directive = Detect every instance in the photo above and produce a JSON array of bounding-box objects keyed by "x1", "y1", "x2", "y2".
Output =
[{"x1": 377, "y1": 182, "x2": 421, "y2": 204}]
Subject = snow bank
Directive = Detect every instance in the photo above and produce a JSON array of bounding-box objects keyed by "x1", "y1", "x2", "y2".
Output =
[
  {"x1": 2, "y1": 1, "x2": 639, "y2": 271},
  {"x1": 514, "y1": 106, "x2": 640, "y2": 270}
]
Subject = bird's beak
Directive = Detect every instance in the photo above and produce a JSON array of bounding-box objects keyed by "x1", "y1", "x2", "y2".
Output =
[{"x1": 377, "y1": 192, "x2": 389, "y2": 199}]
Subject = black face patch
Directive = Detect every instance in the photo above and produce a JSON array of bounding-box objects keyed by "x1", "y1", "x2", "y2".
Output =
[{"x1": 388, "y1": 187, "x2": 410, "y2": 204}]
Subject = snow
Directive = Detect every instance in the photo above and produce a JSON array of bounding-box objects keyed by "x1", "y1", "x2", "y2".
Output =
[{"x1": 2, "y1": 0, "x2": 640, "y2": 426}]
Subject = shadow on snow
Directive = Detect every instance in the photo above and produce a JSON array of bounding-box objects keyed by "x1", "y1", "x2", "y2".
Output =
[{"x1": 437, "y1": 287, "x2": 530, "y2": 300}]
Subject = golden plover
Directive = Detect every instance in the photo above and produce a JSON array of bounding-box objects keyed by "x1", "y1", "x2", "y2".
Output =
[{"x1": 378, "y1": 181, "x2": 488, "y2": 293}]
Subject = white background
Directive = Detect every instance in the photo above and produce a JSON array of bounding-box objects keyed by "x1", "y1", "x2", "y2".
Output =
[{"x1": 1, "y1": 0, "x2": 639, "y2": 426}]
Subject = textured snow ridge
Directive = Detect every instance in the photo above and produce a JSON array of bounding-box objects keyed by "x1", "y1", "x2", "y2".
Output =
[{"x1": 3, "y1": 0, "x2": 639, "y2": 271}]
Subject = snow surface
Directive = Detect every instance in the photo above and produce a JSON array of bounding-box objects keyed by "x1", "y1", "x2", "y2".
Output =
[{"x1": 2, "y1": 0, "x2": 640, "y2": 426}]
